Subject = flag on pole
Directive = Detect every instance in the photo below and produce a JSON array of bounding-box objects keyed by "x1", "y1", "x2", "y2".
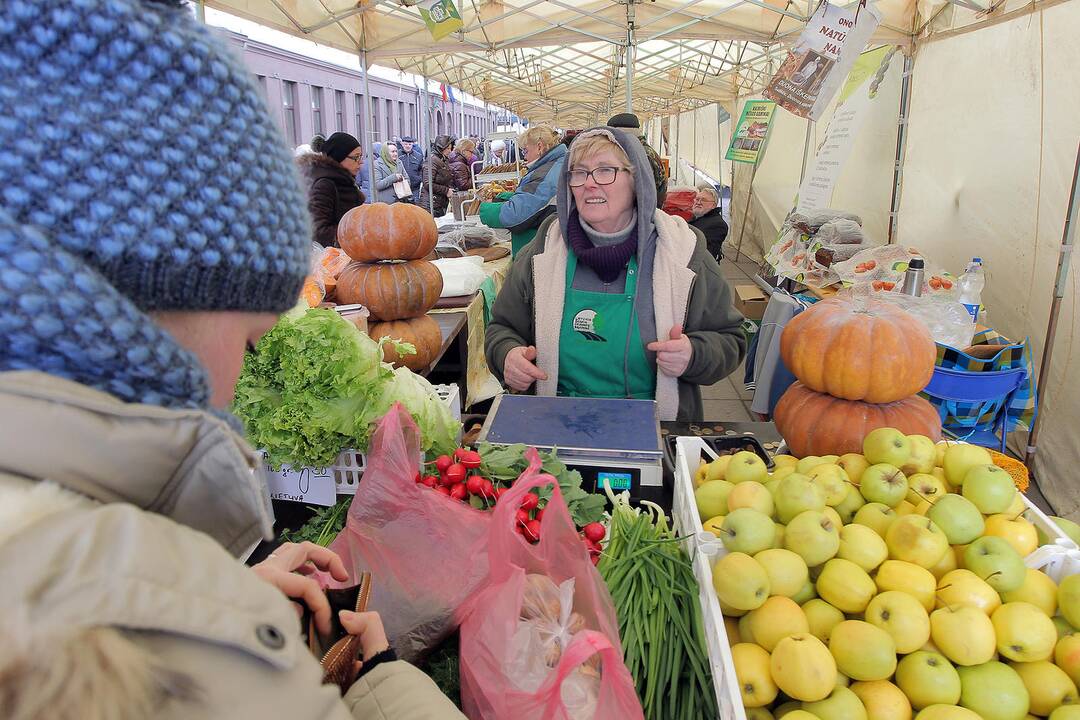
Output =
[
  {"x1": 439, "y1": 83, "x2": 449, "y2": 104},
  {"x1": 418, "y1": 0, "x2": 464, "y2": 40},
  {"x1": 446, "y1": 85, "x2": 457, "y2": 104}
]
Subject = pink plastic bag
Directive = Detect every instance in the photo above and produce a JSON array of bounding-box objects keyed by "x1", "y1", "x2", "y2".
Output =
[
  {"x1": 324, "y1": 404, "x2": 491, "y2": 662},
  {"x1": 459, "y1": 453, "x2": 643, "y2": 720}
]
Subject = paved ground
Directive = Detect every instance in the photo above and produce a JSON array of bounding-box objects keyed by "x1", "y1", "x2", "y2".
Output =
[{"x1": 700, "y1": 254, "x2": 761, "y2": 423}]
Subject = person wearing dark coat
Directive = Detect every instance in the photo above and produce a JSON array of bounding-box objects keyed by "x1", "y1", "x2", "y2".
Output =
[
  {"x1": 295, "y1": 131, "x2": 365, "y2": 247},
  {"x1": 399, "y1": 136, "x2": 425, "y2": 203},
  {"x1": 447, "y1": 138, "x2": 478, "y2": 191},
  {"x1": 690, "y1": 183, "x2": 728, "y2": 262},
  {"x1": 418, "y1": 135, "x2": 455, "y2": 217},
  {"x1": 607, "y1": 112, "x2": 667, "y2": 209}
]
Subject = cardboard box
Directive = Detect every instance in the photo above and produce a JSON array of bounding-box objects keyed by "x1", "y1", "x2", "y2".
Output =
[{"x1": 734, "y1": 284, "x2": 768, "y2": 320}]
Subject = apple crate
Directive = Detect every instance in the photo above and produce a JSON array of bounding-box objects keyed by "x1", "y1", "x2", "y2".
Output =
[{"x1": 670, "y1": 435, "x2": 1076, "y2": 720}]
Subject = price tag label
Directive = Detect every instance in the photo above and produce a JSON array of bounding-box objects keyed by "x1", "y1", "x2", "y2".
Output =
[{"x1": 263, "y1": 453, "x2": 337, "y2": 506}]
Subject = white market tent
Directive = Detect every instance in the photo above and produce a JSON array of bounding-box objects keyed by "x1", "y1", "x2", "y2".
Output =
[{"x1": 207, "y1": 0, "x2": 1080, "y2": 518}]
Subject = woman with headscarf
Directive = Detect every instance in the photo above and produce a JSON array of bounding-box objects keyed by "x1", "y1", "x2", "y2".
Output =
[
  {"x1": 485, "y1": 127, "x2": 746, "y2": 421},
  {"x1": 447, "y1": 138, "x2": 478, "y2": 192},
  {"x1": 478, "y1": 126, "x2": 567, "y2": 257},
  {"x1": 418, "y1": 134, "x2": 455, "y2": 217},
  {"x1": 0, "y1": 2, "x2": 464, "y2": 718},
  {"x1": 372, "y1": 142, "x2": 408, "y2": 204},
  {"x1": 296, "y1": 131, "x2": 365, "y2": 246}
]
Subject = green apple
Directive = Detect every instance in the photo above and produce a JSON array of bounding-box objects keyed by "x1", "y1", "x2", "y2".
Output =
[
  {"x1": 728, "y1": 450, "x2": 770, "y2": 484},
  {"x1": 728, "y1": 480, "x2": 776, "y2": 516},
  {"x1": 860, "y1": 464, "x2": 909, "y2": 507},
  {"x1": 964, "y1": 536, "x2": 1026, "y2": 593},
  {"x1": 803, "y1": 598, "x2": 846, "y2": 643},
  {"x1": 829, "y1": 620, "x2": 897, "y2": 681},
  {"x1": 957, "y1": 661, "x2": 1030, "y2": 720},
  {"x1": 785, "y1": 511, "x2": 841, "y2": 567},
  {"x1": 756, "y1": 548, "x2": 810, "y2": 598},
  {"x1": 774, "y1": 523, "x2": 786, "y2": 549},
  {"x1": 943, "y1": 444, "x2": 993, "y2": 490},
  {"x1": 906, "y1": 473, "x2": 947, "y2": 506},
  {"x1": 704, "y1": 454, "x2": 734, "y2": 482},
  {"x1": 797, "y1": 455, "x2": 830, "y2": 474},
  {"x1": 962, "y1": 464, "x2": 1017, "y2": 514},
  {"x1": 886, "y1": 515, "x2": 950, "y2": 569},
  {"x1": 776, "y1": 474, "x2": 828, "y2": 523},
  {"x1": 853, "y1": 503, "x2": 898, "y2": 538},
  {"x1": 802, "y1": 686, "x2": 868, "y2": 720},
  {"x1": 837, "y1": 523, "x2": 888, "y2": 572},
  {"x1": 765, "y1": 476, "x2": 783, "y2": 496},
  {"x1": 866, "y1": 590, "x2": 931, "y2": 654},
  {"x1": 1048, "y1": 515, "x2": 1080, "y2": 546},
  {"x1": 721, "y1": 508, "x2": 777, "y2": 555},
  {"x1": 915, "y1": 707, "x2": 982, "y2": 720},
  {"x1": 864, "y1": 428, "x2": 913, "y2": 467},
  {"x1": 747, "y1": 596, "x2": 810, "y2": 651},
  {"x1": 791, "y1": 578, "x2": 819, "y2": 604},
  {"x1": 776, "y1": 703, "x2": 805, "y2": 719},
  {"x1": 991, "y1": 601, "x2": 1056, "y2": 662},
  {"x1": 807, "y1": 464, "x2": 852, "y2": 506},
  {"x1": 816, "y1": 558, "x2": 876, "y2": 614},
  {"x1": 696, "y1": 479, "x2": 735, "y2": 521},
  {"x1": 834, "y1": 485, "x2": 867, "y2": 524},
  {"x1": 823, "y1": 507, "x2": 844, "y2": 532},
  {"x1": 935, "y1": 569, "x2": 1001, "y2": 615},
  {"x1": 838, "y1": 454, "x2": 870, "y2": 485},
  {"x1": 896, "y1": 651, "x2": 961, "y2": 709},
  {"x1": 902, "y1": 435, "x2": 938, "y2": 476},
  {"x1": 1056, "y1": 616, "x2": 1078, "y2": 640},
  {"x1": 1010, "y1": 660, "x2": 1078, "y2": 715},
  {"x1": 713, "y1": 552, "x2": 770, "y2": 611},
  {"x1": 930, "y1": 605, "x2": 997, "y2": 666},
  {"x1": 926, "y1": 494, "x2": 985, "y2": 545},
  {"x1": 1060, "y1": 574, "x2": 1080, "y2": 629},
  {"x1": 732, "y1": 642, "x2": 780, "y2": 707}
]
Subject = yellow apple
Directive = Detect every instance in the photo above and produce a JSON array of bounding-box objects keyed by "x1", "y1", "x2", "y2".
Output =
[
  {"x1": 829, "y1": 620, "x2": 897, "y2": 681},
  {"x1": 838, "y1": 523, "x2": 889, "y2": 572},
  {"x1": 906, "y1": 473, "x2": 947, "y2": 506},
  {"x1": 785, "y1": 712, "x2": 823, "y2": 720},
  {"x1": 1010, "y1": 660, "x2": 1078, "y2": 715},
  {"x1": 785, "y1": 510, "x2": 841, "y2": 567},
  {"x1": 808, "y1": 464, "x2": 853, "y2": 506},
  {"x1": 942, "y1": 443, "x2": 993, "y2": 489},
  {"x1": 705, "y1": 454, "x2": 733, "y2": 481},
  {"x1": 719, "y1": 598, "x2": 748, "y2": 617},
  {"x1": 776, "y1": 702, "x2": 804, "y2": 718},
  {"x1": 747, "y1": 596, "x2": 810, "y2": 652},
  {"x1": 1056, "y1": 616, "x2": 1078, "y2": 639},
  {"x1": 895, "y1": 500, "x2": 917, "y2": 516},
  {"x1": 804, "y1": 598, "x2": 846, "y2": 643},
  {"x1": 694, "y1": 460, "x2": 710, "y2": 487},
  {"x1": 776, "y1": 474, "x2": 828, "y2": 523},
  {"x1": 935, "y1": 569, "x2": 1001, "y2": 615},
  {"x1": 792, "y1": 578, "x2": 819, "y2": 605},
  {"x1": 723, "y1": 615, "x2": 741, "y2": 643},
  {"x1": 739, "y1": 612, "x2": 756, "y2": 644},
  {"x1": 713, "y1": 552, "x2": 770, "y2": 611},
  {"x1": 728, "y1": 451, "x2": 770, "y2": 484},
  {"x1": 866, "y1": 590, "x2": 931, "y2": 654},
  {"x1": 748, "y1": 708, "x2": 776, "y2": 720},
  {"x1": 930, "y1": 467, "x2": 948, "y2": 485},
  {"x1": 887, "y1": 515, "x2": 950, "y2": 569},
  {"x1": 850, "y1": 680, "x2": 912, "y2": 720},
  {"x1": 896, "y1": 651, "x2": 961, "y2": 709},
  {"x1": 732, "y1": 642, "x2": 780, "y2": 707},
  {"x1": 1001, "y1": 568, "x2": 1058, "y2": 616},
  {"x1": 702, "y1": 515, "x2": 726, "y2": 537},
  {"x1": 728, "y1": 481, "x2": 776, "y2": 516},
  {"x1": 1005, "y1": 492, "x2": 1025, "y2": 518},
  {"x1": 914, "y1": 500, "x2": 933, "y2": 516},
  {"x1": 802, "y1": 686, "x2": 869, "y2": 720},
  {"x1": 1061, "y1": 574, "x2": 1080, "y2": 629},
  {"x1": 992, "y1": 602, "x2": 1056, "y2": 662},
  {"x1": 835, "y1": 484, "x2": 868, "y2": 524},
  {"x1": 983, "y1": 514, "x2": 1038, "y2": 557},
  {"x1": 755, "y1": 548, "x2": 810, "y2": 598},
  {"x1": 902, "y1": 435, "x2": 938, "y2": 476},
  {"x1": 817, "y1": 558, "x2": 876, "y2": 614},
  {"x1": 773, "y1": 465, "x2": 798, "y2": 483},
  {"x1": 956, "y1": 661, "x2": 1031, "y2": 720},
  {"x1": 797, "y1": 455, "x2": 831, "y2": 474},
  {"x1": 930, "y1": 605, "x2": 997, "y2": 666},
  {"x1": 771, "y1": 633, "x2": 838, "y2": 702},
  {"x1": 839, "y1": 454, "x2": 871, "y2": 485},
  {"x1": 774, "y1": 454, "x2": 799, "y2": 468},
  {"x1": 933, "y1": 441, "x2": 952, "y2": 468},
  {"x1": 1051, "y1": 708, "x2": 1080, "y2": 720},
  {"x1": 1057, "y1": 633, "x2": 1080, "y2": 685},
  {"x1": 696, "y1": 479, "x2": 735, "y2": 521},
  {"x1": 774, "y1": 523, "x2": 787, "y2": 549},
  {"x1": 854, "y1": 503, "x2": 899, "y2": 538},
  {"x1": 877, "y1": 560, "x2": 937, "y2": 611},
  {"x1": 823, "y1": 507, "x2": 844, "y2": 532},
  {"x1": 864, "y1": 428, "x2": 913, "y2": 467},
  {"x1": 915, "y1": 705, "x2": 982, "y2": 720},
  {"x1": 928, "y1": 543, "x2": 959, "y2": 581}
]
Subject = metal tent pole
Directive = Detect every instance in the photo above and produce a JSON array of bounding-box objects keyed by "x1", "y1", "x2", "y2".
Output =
[
  {"x1": 625, "y1": 2, "x2": 635, "y2": 112},
  {"x1": 360, "y1": 48, "x2": 376, "y2": 205},
  {"x1": 799, "y1": 120, "x2": 813, "y2": 185},
  {"x1": 458, "y1": 67, "x2": 466, "y2": 139},
  {"x1": 732, "y1": 118, "x2": 777, "y2": 263},
  {"x1": 421, "y1": 58, "x2": 434, "y2": 215},
  {"x1": 887, "y1": 53, "x2": 914, "y2": 245},
  {"x1": 196, "y1": 0, "x2": 205, "y2": 22},
  {"x1": 1024, "y1": 139, "x2": 1080, "y2": 469}
]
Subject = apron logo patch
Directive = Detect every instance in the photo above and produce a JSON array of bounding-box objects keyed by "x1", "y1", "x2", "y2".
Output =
[{"x1": 572, "y1": 309, "x2": 606, "y2": 342}]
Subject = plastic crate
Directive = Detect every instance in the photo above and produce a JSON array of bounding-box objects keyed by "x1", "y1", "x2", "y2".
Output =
[{"x1": 670, "y1": 435, "x2": 1073, "y2": 720}]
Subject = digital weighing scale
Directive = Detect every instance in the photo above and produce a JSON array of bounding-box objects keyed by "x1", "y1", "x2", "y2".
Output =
[{"x1": 478, "y1": 395, "x2": 664, "y2": 497}]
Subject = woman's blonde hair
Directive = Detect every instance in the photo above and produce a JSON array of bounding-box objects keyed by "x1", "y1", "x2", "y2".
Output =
[
  {"x1": 518, "y1": 126, "x2": 561, "y2": 154},
  {"x1": 568, "y1": 133, "x2": 634, "y2": 175},
  {"x1": 455, "y1": 138, "x2": 476, "y2": 155}
]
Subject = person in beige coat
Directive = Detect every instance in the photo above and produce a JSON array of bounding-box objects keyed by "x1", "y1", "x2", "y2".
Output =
[{"x1": 0, "y1": 2, "x2": 464, "y2": 719}]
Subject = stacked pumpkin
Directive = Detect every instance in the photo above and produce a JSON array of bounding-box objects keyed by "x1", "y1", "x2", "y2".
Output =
[
  {"x1": 772, "y1": 296, "x2": 942, "y2": 457},
  {"x1": 337, "y1": 202, "x2": 444, "y2": 371}
]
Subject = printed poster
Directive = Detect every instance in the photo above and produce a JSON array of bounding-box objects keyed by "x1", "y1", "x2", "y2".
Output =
[
  {"x1": 764, "y1": 1, "x2": 881, "y2": 120},
  {"x1": 725, "y1": 100, "x2": 778, "y2": 164},
  {"x1": 418, "y1": 0, "x2": 464, "y2": 40}
]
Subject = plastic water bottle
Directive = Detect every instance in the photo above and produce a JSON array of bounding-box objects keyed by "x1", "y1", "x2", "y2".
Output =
[{"x1": 958, "y1": 257, "x2": 985, "y2": 324}]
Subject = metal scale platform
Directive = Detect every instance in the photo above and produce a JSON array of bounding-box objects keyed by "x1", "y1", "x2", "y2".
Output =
[{"x1": 478, "y1": 395, "x2": 664, "y2": 497}]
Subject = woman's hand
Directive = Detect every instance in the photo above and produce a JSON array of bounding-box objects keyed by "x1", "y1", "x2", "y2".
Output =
[
  {"x1": 340, "y1": 610, "x2": 391, "y2": 661},
  {"x1": 647, "y1": 324, "x2": 693, "y2": 378},
  {"x1": 504, "y1": 345, "x2": 547, "y2": 391},
  {"x1": 252, "y1": 542, "x2": 349, "y2": 636}
]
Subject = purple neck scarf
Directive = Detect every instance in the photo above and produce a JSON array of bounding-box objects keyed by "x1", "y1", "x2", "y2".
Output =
[{"x1": 565, "y1": 209, "x2": 637, "y2": 283}]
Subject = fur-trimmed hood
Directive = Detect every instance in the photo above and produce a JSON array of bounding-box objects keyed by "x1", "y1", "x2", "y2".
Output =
[{"x1": 295, "y1": 151, "x2": 357, "y2": 188}]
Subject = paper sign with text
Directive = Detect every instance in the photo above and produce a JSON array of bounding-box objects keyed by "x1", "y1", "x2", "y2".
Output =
[
  {"x1": 726, "y1": 100, "x2": 778, "y2": 164},
  {"x1": 263, "y1": 453, "x2": 337, "y2": 506}
]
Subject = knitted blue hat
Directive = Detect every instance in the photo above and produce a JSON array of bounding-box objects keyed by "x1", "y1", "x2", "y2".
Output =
[{"x1": 0, "y1": 0, "x2": 312, "y2": 410}]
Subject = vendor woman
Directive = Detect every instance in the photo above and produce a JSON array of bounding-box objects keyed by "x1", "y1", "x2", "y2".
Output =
[{"x1": 484, "y1": 127, "x2": 746, "y2": 421}]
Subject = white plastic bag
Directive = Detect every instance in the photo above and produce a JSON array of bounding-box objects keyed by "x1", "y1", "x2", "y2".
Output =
[{"x1": 432, "y1": 256, "x2": 486, "y2": 297}]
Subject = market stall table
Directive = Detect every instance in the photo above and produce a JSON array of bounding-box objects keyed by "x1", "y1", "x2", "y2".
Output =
[{"x1": 421, "y1": 311, "x2": 468, "y2": 396}]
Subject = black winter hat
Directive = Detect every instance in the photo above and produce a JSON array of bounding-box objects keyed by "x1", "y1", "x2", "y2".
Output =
[
  {"x1": 607, "y1": 112, "x2": 641, "y2": 130},
  {"x1": 322, "y1": 132, "x2": 361, "y2": 162}
]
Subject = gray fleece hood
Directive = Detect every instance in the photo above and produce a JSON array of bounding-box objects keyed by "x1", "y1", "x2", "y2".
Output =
[{"x1": 557, "y1": 126, "x2": 657, "y2": 249}]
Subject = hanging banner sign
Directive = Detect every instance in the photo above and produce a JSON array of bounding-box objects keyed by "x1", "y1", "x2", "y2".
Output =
[
  {"x1": 418, "y1": 0, "x2": 464, "y2": 40},
  {"x1": 764, "y1": 1, "x2": 881, "y2": 120},
  {"x1": 725, "y1": 100, "x2": 778, "y2": 164}
]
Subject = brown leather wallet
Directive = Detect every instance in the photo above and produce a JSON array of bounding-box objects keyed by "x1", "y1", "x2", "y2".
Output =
[{"x1": 303, "y1": 572, "x2": 372, "y2": 692}]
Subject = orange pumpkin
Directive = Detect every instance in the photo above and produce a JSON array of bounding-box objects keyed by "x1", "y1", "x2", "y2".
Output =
[
  {"x1": 338, "y1": 202, "x2": 439, "y2": 262},
  {"x1": 780, "y1": 297, "x2": 936, "y2": 404},
  {"x1": 368, "y1": 316, "x2": 444, "y2": 372},
  {"x1": 773, "y1": 382, "x2": 942, "y2": 458},
  {"x1": 336, "y1": 260, "x2": 443, "y2": 321}
]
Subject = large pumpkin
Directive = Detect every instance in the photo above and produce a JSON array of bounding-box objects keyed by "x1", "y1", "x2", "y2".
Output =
[
  {"x1": 780, "y1": 297, "x2": 936, "y2": 404},
  {"x1": 336, "y1": 260, "x2": 443, "y2": 321},
  {"x1": 773, "y1": 382, "x2": 942, "y2": 458},
  {"x1": 369, "y1": 316, "x2": 443, "y2": 372},
  {"x1": 338, "y1": 202, "x2": 438, "y2": 262}
]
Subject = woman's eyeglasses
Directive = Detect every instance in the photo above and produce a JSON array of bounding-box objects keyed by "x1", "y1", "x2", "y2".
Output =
[
  {"x1": 346, "y1": 152, "x2": 363, "y2": 162},
  {"x1": 567, "y1": 166, "x2": 626, "y2": 187}
]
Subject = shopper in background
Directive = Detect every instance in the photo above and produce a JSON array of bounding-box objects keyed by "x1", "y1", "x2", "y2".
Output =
[
  {"x1": 418, "y1": 134, "x2": 455, "y2": 217},
  {"x1": 372, "y1": 142, "x2": 408, "y2": 204},
  {"x1": 690, "y1": 183, "x2": 729, "y2": 262},
  {"x1": 297, "y1": 131, "x2": 366, "y2": 247},
  {"x1": 478, "y1": 126, "x2": 567, "y2": 257},
  {"x1": 606, "y1": 112, "x2": 668, "y2": 209},
  {"x1": 399, "y1": 135, "x2": 425, "y2": 203},
  {"x1": 0, "y1": 2, "x2": 465, "y2": 718},
  {"x1": 489, "y1": 138, "x2": 507, "y2": 163},
  {"x1": 448, "y1": 138, "x2": 479, "y2": 191},
  {"x1": 486, "y1": 127, "x2": 745, "y2": 421}
]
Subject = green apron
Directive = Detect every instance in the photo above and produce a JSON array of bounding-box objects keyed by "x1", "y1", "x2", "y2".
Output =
[{"x1": 557, "y1": 251, "x2": 656, "y2": 400}]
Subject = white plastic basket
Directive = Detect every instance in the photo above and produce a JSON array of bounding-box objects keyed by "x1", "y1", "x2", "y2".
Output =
[{"x1": 670, "y1": 434, "x2": 1075, "y2": 720}]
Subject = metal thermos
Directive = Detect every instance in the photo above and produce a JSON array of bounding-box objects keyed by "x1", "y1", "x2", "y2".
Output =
[{"x1": 902, "y1": 257, "x2": 925, "y2": 297}]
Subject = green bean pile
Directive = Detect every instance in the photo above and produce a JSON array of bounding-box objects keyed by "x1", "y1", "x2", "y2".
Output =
[{"x1": 598, "y1": 492, "x2": 718, "y2": 720}]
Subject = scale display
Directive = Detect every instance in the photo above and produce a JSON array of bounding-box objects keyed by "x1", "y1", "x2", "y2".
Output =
[{"x1": 597, "y1": 471, "x2": 633, "y2": 492}]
